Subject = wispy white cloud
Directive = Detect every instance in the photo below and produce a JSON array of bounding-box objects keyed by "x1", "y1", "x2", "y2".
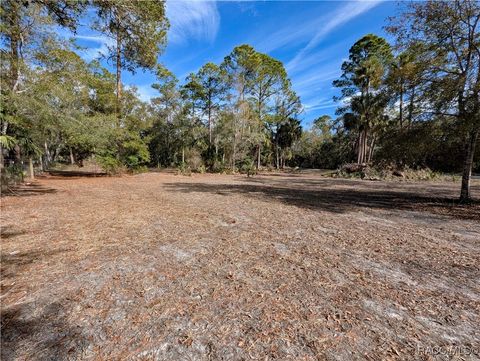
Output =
[
  {"x1": 287, "y1": 1, "x2": 382, "y2": 70},
  {"x1": 293, "y1": 69, "x2": 339, "y2": 92},
  {"x1": 74, "y1": 34, "x2": 114, "y2": 62},
  {"x1": 166, "y1": 0, "x2": 220, "y2": 44},
  {"x1": 255, "y1": 18, "x2": 318, "y2": 54},
  {"x1": 303, "y1": 101, "x2": 338, "y2": 112}
]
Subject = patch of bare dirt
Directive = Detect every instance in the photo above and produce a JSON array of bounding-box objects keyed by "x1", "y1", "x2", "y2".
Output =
[{"x1": 1, "y1": 172, "x2": 479, "y2": 360}]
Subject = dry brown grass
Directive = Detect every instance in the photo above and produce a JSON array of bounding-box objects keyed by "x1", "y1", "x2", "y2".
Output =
[{"x1": 1, "y1": 172, "x2": 479, "y2": 360}]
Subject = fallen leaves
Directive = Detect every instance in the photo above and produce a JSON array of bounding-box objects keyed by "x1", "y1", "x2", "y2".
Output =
[{"x1": 1, "y1": 172, "x2": 479, "y2": 360}]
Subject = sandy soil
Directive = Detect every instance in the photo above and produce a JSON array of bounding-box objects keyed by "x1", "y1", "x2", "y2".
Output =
[{"x1": 1, "y1": 172, "x2": 479, "y2": 360}]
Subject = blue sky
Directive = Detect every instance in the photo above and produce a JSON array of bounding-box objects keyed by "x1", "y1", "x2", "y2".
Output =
[{"x1": 73, "y1": 0, "x2": 397, "y2": 128}]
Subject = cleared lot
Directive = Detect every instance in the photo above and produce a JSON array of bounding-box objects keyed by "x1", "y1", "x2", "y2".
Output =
[{"x1": 1, "y1": 172, "x2": 479, "y2": 360}]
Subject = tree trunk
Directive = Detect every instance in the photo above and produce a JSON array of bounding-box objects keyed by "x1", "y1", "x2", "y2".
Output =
[
  {"x1": 115, "y1": 10, "x2": 122, "y2": 125},
  {"x1": 275, "y1": 145, "x2": 279, "y2": 170},
  {"x1": 399, "y1": 82, "x2": 404, "y2": 128},
  {"x1": 357, "y1": 130, "x2": 364, "y2": 164},
  {"x1": 14, "y1": 144, "x2": 21, "y2": 162},
  {"x1": 0, "y1": 145, "x2": 4, "y2": 173},
  {"x1": 367, "y1": 135, "x2": 376, "y2": 163},
  {"x1": 28, "y1": 157, "x2": 34, "y2": 179},
  {"x1": 407, "y1": 86, "x2": 415, "y2": 128},
  {"x1": 9, "y1": 1, "x2": 20, "y2": 92},
  {"x1": 70, "y1": 148, "x2": 75, "y2": 165},
  {"x1": 363, "y1": 130, "x2": 369, "y2": 164},
  {"x1": 182, "y1": 147, "x2": 185, "y2": 164},
  {"x1": 460, "y1": 129, "x2": 478, "y2": 201},
  {"x1": 44, "y1": 141, "x2": 51, "y2": 168},
  {"x1": 362, "y1": 131, "x2": 366, "y2": 164},
  {"x1": 232, "y1": 130, "x2": 237, "y2": 172},
  {"x1": 257, "y1": 143, "x2": 261, "y2": 169},
  {"x1": 208, "y1": 102, "x2": 212, "y2": 144},
  {"x1": 356, "y1": 134, "x2": 361, "y2": 164}
]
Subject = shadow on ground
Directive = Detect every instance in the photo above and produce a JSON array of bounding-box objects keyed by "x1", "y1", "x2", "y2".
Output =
[
  {"x1": 0, "y1": 227, "x2": 26, "y2": 240},
  {"x1": 1, "y1": 301, "x2": 88, "y2": 361},
  {"x1": 1, "y1": 248, "x2": 72, "y2": 281},
  {"x1": 1, "y1": 247, "x2": 83, "y2": 360},
  {"x1": 2, "y1": 182, "x2": 57, "y2": 197},
  {"x1": 47, "y1": 170, "x2": 107, "y2": 177},
  {"x1": 164, "y1": 180, "x2": 480, "y2": 220}
]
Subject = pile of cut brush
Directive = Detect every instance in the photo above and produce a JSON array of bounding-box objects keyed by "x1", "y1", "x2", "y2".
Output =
[{"x1": 334, "y1": 163, "x2": 458, "y2": 182}]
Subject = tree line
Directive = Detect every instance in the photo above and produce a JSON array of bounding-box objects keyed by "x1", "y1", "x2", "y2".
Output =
[
  {"x1": 1, "y1": 0, "x2": 478, "y2": 200},
  {"x1": 294, "y1": 1, "x2": 479, "y2": 201}
]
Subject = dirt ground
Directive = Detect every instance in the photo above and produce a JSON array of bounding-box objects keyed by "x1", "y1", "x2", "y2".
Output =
[{"x1": 1, "y1": 171, "x2": 479, "y2": 360}]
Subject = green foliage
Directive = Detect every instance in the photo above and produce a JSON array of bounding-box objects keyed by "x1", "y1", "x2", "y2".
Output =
[
  {"x1": 238, "y1": 157, "x2": 255, "y2": 175},
  {"x1": 121, "y1": 137, "x2": 150, "y2": 170},
  {"x1": 2, "y1": 0, "x2": 476, "y2": 202},
  {"x1": 333, "y1": 34, "x2": 393, "y2": 164},
  {"x1": 0, "y1": 135, "x2": 17, "y2": 150},
  {"x1": 387, "y1": 0, "x2": 479, "y2": 200},
  {"x1": 97, "y1": 153, "x2": 122, "y2": 174},
  {"x1": 92, "y1": 0, "x2": 168, "y2": 72}
]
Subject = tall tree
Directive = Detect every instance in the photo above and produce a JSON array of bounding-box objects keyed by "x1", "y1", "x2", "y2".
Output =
[
  {"x1": 269, "y1": 86, "x2": 302, "y2": 169},
  {"x1": 92, "y1": 0, "x2": 168, "y2": 122},
  {"x1": 333, "y1": 34, "x2": 393, "y2": 164},
  {"x1": 223, "y1": 45, "x2": 300, "y2": 168},
  {"x1": 386, "y1": 45, "x2": 426, "y2": 129},
  {"x1": 277, "y1": 118, "x2": 302, "y2": 168},
  {"x1": 388, "y1": 0, "x2": 480, "y2": 201},
  {"x1": 222, "y1": 45, "x2": 259, "y2": 169},
  {"x1": 250, "y1": 53, "x2": 295, "y2": 168},
  {"x1": 0, "y1": 0, "x2": 85, "y2": 169},
  {"x1": 180, "y1": 73, "x2": 203, "y2": 122},
  {"x1": 1, "y1": 0, "x2": 85, "y2": 92},
  {"x1": 151, "y1": 64, "x2": 180, "y2": 123},
  {"x1": 194, "y1": 62, "x2": 227, "y2": 145}
]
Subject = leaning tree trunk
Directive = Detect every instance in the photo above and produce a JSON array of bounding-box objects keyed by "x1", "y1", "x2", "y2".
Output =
[{"x1": 460, "y1": 129, "x2": 478, "y2": 201}]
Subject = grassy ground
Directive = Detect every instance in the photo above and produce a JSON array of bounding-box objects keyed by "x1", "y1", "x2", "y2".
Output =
[{"x1": 1, "y1": 172, "x2": 479, "y2": 360}]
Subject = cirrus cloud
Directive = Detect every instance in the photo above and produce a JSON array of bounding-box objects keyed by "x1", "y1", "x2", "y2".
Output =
[{"x1": 166, "y1": 0, "x2": 220, "y2": 44}]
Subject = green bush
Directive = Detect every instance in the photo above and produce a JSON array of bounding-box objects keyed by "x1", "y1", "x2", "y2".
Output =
[
  {"x1": 121, "y1": 138, "x2": 150, "y2": 170},
  {"x1": 239, "y1": 158, "x2": 256, "y2": 175},
  {"x1": 212, "y1": 160, "x2": 227, "y2": 173},
  {"x1": 97, "y1": 154, "x2": 123, "y2": 174}
]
